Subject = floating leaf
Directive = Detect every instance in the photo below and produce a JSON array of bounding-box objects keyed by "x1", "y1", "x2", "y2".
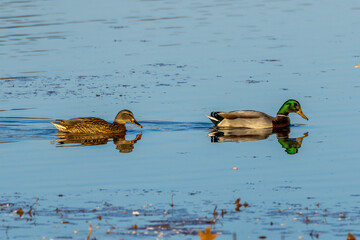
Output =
[
  {"x1": 198, "y1": 226, "x2": 218, "y2": 240},
  {"x1": 14, "y1": 208, "x2": 24, "y2": 217},
  {"x1": 348, "y1": 233, "x2": 356, "y2": 240}
]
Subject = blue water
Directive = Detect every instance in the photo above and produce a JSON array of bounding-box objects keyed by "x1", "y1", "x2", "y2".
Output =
[{"x1": 1, "y1": 0, "x2": 360, "y2": 239}]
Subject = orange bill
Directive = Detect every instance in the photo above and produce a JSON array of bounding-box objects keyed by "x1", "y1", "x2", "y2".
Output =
[
  {"x1": 132, "y1": 119, "x2": 143, "y2": 128},
  {"x1": 296, "y1": 109, "x2": 308, "y2": 120},
  {"x1": 355, "y1": 64, "x2": 360, "y2": 68}
]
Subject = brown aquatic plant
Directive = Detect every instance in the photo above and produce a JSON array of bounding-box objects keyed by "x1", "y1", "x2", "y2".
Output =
[
  {"x1": 213, "y1": 205, "x2": 218, "y2": 218},
  {"x1": 170, "y1": 194, "x2": 174, "y2": 208},
  {"x1": 221, "y1": 209, "x2": 227, "y2": 217},
  {"x1": 198, "y1": 226, "x2": 218, "y2": 240},
  {"x1": 86, "y1": 222, "x2": 93, "y2": 240},
  {"x1": 27, "y1": 208, "x2": 32, "y2": 217}
]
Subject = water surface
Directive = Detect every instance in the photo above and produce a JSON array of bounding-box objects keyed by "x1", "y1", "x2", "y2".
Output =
[{"x1": 1, "y1": 0, "x2": 360, "y2": 239}]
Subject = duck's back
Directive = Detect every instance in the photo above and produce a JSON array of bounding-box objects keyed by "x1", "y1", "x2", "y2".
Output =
[
  {"x1": 52, "y1": 117, "x2": 125, "y2": 134},
  {"x1": 216, "y1": 110, "x2": 275, "y2": 128}
]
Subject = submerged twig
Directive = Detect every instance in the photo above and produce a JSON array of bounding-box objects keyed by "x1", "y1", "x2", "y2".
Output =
[{"x1": 86, "y1": 222, "x2": 92, "y2": 240}]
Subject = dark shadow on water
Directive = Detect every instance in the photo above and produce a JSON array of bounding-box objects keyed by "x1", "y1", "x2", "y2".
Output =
[
  {"x1": 53, "y1": 133, "x2": 142, "y2": 153},
  {"x1": 209, "y1": 126, "x2": 308, "y2": 155}
]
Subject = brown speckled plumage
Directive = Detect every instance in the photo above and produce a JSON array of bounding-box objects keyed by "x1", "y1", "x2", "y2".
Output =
[{"x1": 51, "y1": 110, "x2": 142, "y2": 134}]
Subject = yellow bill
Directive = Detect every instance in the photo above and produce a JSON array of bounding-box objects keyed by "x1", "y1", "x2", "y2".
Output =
[
  {"x1": 296, "y1": 109, "x2": 308, "y2": 120},
  {"x1": 355, "y1": 64, "x2": 360, "y2": 68}
]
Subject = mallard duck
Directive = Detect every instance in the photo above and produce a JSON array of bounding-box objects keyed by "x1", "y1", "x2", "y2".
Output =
[
  {"x1": 207, "y1": 99, "x2": 308, "y2": 129},
  {"x1": 51, "y1": 109, "x2": 142, "y2": 134}
]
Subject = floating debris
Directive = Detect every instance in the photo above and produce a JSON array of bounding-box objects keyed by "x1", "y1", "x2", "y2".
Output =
[
  {"x1": 86, "y1": 223, "x2": 93, "y2": 240},
  {"x1": 132, "y1": 224, "x2": 138, "y2": 229},
  {"x1": 198, "y1": 226, "x2": 218, "y2": 240},
  {"x1": 348, "y1": 233, "x2": 356, "y2": 240},
  {"x1": 14, "y1": 208, "x2": 24, "y2": 217}
]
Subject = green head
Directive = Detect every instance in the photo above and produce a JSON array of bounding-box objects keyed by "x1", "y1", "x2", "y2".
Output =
[
  {"x1": 277, "y1": 99, "x2": 308, "y2": 120},
  {"x1": 278, "y1": 138, "x2": 301, "y2": 155}
]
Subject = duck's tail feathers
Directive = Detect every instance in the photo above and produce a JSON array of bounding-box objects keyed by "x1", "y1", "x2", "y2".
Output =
[
  {"x1": 206, "y1": 112, "x2": 224, "y2": 125},
  {"x1": 51, "y1": 122, "x2": 67, "y2": 131}
]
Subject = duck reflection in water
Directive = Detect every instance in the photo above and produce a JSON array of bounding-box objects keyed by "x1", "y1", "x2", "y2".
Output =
[
  {"x1": 53, "y1": 133, "x2": 142, "y2": 153},
  {"x1": 209, "y1": 127, "x2": 308, "y2": 154}
]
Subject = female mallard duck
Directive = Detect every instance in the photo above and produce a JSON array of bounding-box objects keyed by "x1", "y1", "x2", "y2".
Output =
[
  {"x1": 51, "y1": 109, "x2": 142, "y2": 134},
  {"x1": 207, "y1": 99, "x2": 308, "y2": 129}
]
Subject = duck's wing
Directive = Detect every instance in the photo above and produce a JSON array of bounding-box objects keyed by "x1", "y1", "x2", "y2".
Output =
[
  {"x1": 216, "y1": 110, "x2": 275, "y2": 128},
  {"x1": 217, "y1": 110, "x2": 273, "y2": 119},
  {"x1": 51, "y1": 117, "x2": 111, "y2": 133}
]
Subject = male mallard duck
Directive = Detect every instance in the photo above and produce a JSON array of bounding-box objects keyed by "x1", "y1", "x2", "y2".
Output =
[
  {"x1": 207, "y1": 99, "x2": 308, "y2": 129},
  {"x1": 51, "y1": 109, "x2": 142, "y2": 134}
]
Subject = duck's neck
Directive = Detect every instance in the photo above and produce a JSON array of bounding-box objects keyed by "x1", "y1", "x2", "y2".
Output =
[
  {"x1": 273, "y1": 115, "x2": 290, "y2": 128},
  {"x1": 111, "y1": 122, "x2": 126, "y2": 131},
  {"x1": 277, "y1": 104, "x2": 290, "y2": 116}
]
